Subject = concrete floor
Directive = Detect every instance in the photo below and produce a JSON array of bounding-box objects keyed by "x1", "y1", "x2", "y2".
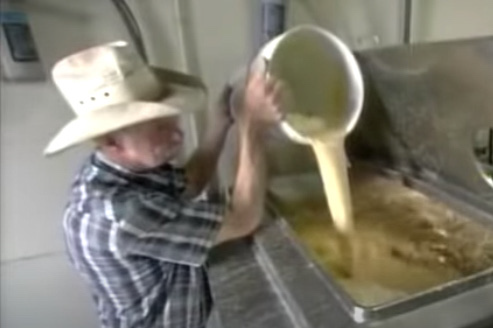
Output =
[{"x1": 1, "y1": 253, "x2": 99, "y2": 328}]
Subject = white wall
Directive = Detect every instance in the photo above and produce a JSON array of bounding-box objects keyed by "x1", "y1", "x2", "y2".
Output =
[
  {"x1": 188, "y1": 0, "x2": 252, "y2": 99},
  {"x1": 288, "y1": 0, "x2": 493, "y2": 49},
  {"x1": 0, "y1": 0, "x2": 133, "y2": 263},
  {"x1": 412, "y1": 0, "x2": 493, "y2": 43},
  {"x1": 287, "y1": 0, "x2": 404, "y2": 50},
  {"x1": 1, "y1": 0, "x2": 131, "y2": 327}
]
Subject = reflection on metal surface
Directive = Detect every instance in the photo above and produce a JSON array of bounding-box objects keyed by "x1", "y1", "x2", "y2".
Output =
[
  {"x1": 473, "y1": 128, "x2": 493, "y2": 187},
  {"x1": 348, "y1": 36, "x2": 493, "y2": 211}
]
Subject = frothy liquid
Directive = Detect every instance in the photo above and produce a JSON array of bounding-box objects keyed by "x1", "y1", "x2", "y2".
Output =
[
  {"x1": 286, "y1": 113, "x2": 354, "y2": 234},
  {"x1": 278, "y1": 170, "x2": 493, "y2": 306},
  {"x1": 311, "y1": 139, "x2": 353, "y2": 234},
  {"x1": 278, "y1": 115, "x2": 493, "y2": 305},
  {"x1": 311, "y1": 139, "x2": 357, "y2": 276},
  {"x1": 287, "y1": 113, "x2": 356, "y2": 275}
]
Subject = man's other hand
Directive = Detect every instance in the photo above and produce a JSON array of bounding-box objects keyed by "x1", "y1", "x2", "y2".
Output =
[{"x1": 241, "y1": 72, "x2": 284, "y2": 128}]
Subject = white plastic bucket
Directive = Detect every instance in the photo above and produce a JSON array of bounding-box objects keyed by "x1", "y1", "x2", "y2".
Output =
[{"x1": 229, "y1": 25, "x2": 364, "y2": 145}]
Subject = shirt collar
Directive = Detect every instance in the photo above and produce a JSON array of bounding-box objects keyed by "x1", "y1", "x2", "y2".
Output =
[
  {"x1": 90, "y1": 152, "x2": 187, "y2": 194},
  {"x1": 93, "y1": 151, "x2": 177, "y2": 175},
  {"x1": 95, "y1": 152, "x2": 133, "y2": 174}
]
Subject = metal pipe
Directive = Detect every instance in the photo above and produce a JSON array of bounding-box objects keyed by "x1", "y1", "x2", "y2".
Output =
[
  {"x1": 172, "y1": 0, "x2": 189, "y2": 72},
  {"x1": 488, "y1": 128, "x2": 493, "y2": 165},
  {"x1": 403, "y1": 0, "x2": 412, "y2": 44},
  {"x1": 171, "y1": 0, "x2": 202, "y2": 178},
  {"x1": 110, "y1": 0, "x2": 148, "y2": 62},
  {"x1": 173, "y1": 0, "x2": 201, "y2": 75}
]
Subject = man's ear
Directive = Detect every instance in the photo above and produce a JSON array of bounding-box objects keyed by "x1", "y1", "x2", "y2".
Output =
[{"x1": 95, "y1": 134, "x2": 122, "y2": 154}]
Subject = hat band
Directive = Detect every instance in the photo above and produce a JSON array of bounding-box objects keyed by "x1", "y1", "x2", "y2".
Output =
[{"x1": 67, "y1": 66, "x2": 162, "y2": 115}]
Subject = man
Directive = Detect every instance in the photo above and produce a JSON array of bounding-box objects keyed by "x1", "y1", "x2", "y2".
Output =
[{"x1": 44, "y1": 41, "x2": 282, "y2": 328}]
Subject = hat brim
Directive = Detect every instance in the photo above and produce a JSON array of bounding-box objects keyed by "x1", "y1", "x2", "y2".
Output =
[{"x1": 44, "y1": 67, "x2": 206, "y2": 156}]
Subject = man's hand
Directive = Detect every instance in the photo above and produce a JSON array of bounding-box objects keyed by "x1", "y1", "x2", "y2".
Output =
[{"x1": 240, "y1": 72, "x2": 284, "y2": 129}]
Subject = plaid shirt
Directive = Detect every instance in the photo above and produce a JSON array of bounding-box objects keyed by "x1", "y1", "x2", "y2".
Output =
[{"x1": 63, "y1": 153, "x2": 224, "y2": 328}]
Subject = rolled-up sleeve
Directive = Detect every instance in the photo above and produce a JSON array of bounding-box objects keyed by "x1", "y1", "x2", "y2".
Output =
[{"x1": 114, "y1": 190, "x2": 224, "y2": 267}]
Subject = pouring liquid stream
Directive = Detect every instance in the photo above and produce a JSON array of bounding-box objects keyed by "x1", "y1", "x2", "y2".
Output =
[
  {"x1": 312, "y1": 138, "x2": 356, "y2": 277},
  {"x1": 287, "y1": 113, "x2": 356, "y2": 277}
]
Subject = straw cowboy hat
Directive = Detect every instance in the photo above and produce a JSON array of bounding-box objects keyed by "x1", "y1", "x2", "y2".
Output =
[{"x1": 44, "y1": 40, "x2": 207, "y2": 156}]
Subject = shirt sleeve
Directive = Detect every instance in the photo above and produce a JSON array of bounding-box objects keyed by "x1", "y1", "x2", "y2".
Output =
[{"x1": 113, "y1": 189, "x2": 224, "y2": 267}]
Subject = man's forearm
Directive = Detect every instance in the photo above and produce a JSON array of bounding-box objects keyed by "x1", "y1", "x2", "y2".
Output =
[
  {"x1": 214, "y1": 121, "x2": 266, "y2": 244},
  {"x1": 233, "y1": 122, "x2": 266, "y2": 220}
]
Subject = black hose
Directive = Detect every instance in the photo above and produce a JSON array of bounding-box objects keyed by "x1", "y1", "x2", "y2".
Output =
[
  {"x1": 403, "y1": 0, "x2": 412, "y2": 44},
  {"x1": 488, "y1": 128, "x2": 493, "y2": 165},
  {"x1": 110, "y1": 0, "x2": 148, "y2": 62}
]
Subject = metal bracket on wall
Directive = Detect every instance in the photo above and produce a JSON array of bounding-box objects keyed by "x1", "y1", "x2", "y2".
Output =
[{"x1": 0, "y1": 9, "x2": 45, "y2": 81}]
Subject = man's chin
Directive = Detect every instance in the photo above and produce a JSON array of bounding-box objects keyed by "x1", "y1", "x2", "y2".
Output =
[
  {"x1": 145, "y1": 145, "x2": 182, "y2": 168},
  {"x1": 167, "y1": 146, "x2": 183, "y2": 161},
  {"x1": 157, "y1": 150, "x2": 181, "y2": 166}
]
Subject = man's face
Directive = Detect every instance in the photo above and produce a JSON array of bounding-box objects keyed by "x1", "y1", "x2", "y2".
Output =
[{"x1": 117, "y1": 117, "x2": 184, "y2": 170}]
